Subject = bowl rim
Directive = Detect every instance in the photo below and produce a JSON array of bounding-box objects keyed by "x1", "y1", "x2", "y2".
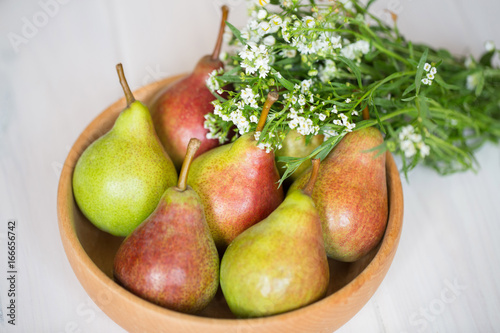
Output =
[{"x1": 57, "y1": 76, "x2": 404, "y2": 331}]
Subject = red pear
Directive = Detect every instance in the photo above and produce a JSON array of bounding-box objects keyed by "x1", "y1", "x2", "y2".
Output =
[
  {"x1": 187, "y1": 92, "x2": 285, "y2": 248},
  {"x1": 151, "y1": 6, "x2": 230, "y2": 169},
  {"x1": 289, "y1": 127, "x2": 388, "y2": 262},
  {"x1": 113, "y1": 139, "x2": 219, "y2": 313}
]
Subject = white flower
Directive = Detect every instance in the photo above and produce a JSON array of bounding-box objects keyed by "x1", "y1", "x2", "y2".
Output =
[
  {"x1": 339, "y1": 0, "x2": 354, "y2": 10},
  {"x1": 319, "y1": 59, "x2": 337, "y2": 83},
  {"x1": 332, "y1": 105, "x2": 338, "y2": 114},
  {"x1": 421, "y1": 78, "x2": 430, "y2": 85},
  {"x1": 323, "y1": 129, "x2": 339, "y2": 139},
  {"x1": 423, "y1": 63, "x2": 431, "y2": 72},
  {"x1": 345, "y1": 98, "x2": 351, "y2": 103},
  {"x1": 206, "y1": 69, "x2": 221, "y2": 92},
  {"x1": 240, "y1": 87, "x2": 259, "y2": 108},
  {"x1": 257, "y1": 141, "x2": 273, "y2": 153},
  {"x1": 409, "y1": 133, "x2": 422, "y2": 143},
  {"x1": 400, "y1": 140, "x2": 416, "y2": 158},
  {"x1": 250, "y1": 115, "x2": 258, "y2": 123},
  {"x1": 254, "y1": 131, "x2": 262, "y2": 141},
  {"x1": 430, "y1": 67, "x2": 437, "y2": 75},
  {"x1": 281, "y1": 49, "x2": 296, "y2": 58},
  {"x1": 263, "y1": 35, "x2": 276, "y2": 46},
  {"x1": 400, "y1": 125, "x2": 415, "y2": 138},
  {"x1": 239, "y1": 43, "x2": 271, "y2": 78},
  {"x1": 268, "y1": 15, "x2": 282, "y2": 33},
  {"x1": 485, "y1": 40, "x2": 496, "y2": 52},
  {"x1": 257, "y1": 21, "x2": 271, "y2": 36},
  {"x1": 340, "y1": 40, "x2": 370, "y2": 60},
  {"x1": 298, "y1": 94, "x2": 306, "y2": 106},
  {"x1": 317, "y1": 113, "x2": 326, "y2": 121},
  {"x1": 352, "y1": 110, "x2": 358, "y2": 116},
  {"x1": 464, "y1": 56, "x2": 473, "y2": 69},
  {"x1": 300, "y1": 79, "x2": 313, "y2": 93},
  {"x1": 418, "y1": 142, "x2": 430, "y2": 158},
  {"x1": 223, "y1": 26, "x2": 233, "y2": 43},
  {"x1": 257, "y1": 9, "x2": 267, "y2": 20},
  {"x1": 302, "y1": 16, "x2": 316, "y2": 28},
  {"x1": 466, "y1": 73, "x2": 480, "y2": 91},
  {"x1": 426, "y1": 73, "x2": 435, "y2": 80}
]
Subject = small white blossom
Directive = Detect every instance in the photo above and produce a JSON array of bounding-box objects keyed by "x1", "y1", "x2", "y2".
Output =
[
  {"x1": 317, "y1": 113, "x2": 326, "y2": 121},
  {"x1": 302, "y1": 16, "x2": 316, "y2": 28},
  {"x1": 257, "y1": 9, "x2": 267, "y2": 20},
  {"x1": 398, "y1": 125, "x2": 430, "y2": 158},
  {"x1": 418, "y1": 142, "x2": 430, "y2": 157},
  {"x1": 352, "y1": 110, "x2": 358, "y2": 116},
  {"x1": 340, "y1": 40, "x2": 370, "y2": 60},
  {"x1": 401, "y1": 140, "x2": 417, "y2": 158},
  {"x1": 250, "y1": 115, "x2": 259, "y2": 123},
  {"x1": 345, "y1": 98, "x2": 351, "y2": 103},
  {"x1": 298, "y1": 94, "x2": 306, "y2": 106},
  {"x1": 466, "y1": 73, "x2": 480, "y2": 91},
  {"x1": 423, "y1": 63, "x2": 432, "y2": 72},
  {"x1": 240, "y1": 87, "x2": 260, "y2": 108},
  {"x1": 323, "y1": 129, "x2": 339, "y2": 139},
  {"x1": 485, "y1": 40, "x2": 496, "y2": 52},
  {"x1": 257, "y1": 141, "x2": 273, "y2": 153},
  {"x1": 319, "y1": 59, "x2": 337, "y2": 83},
  {"x1": 300, "y1": 79, "x2": 313, "y2": 93},
  {"x1": 239, "y1": 42, "x2": 271, "y2": 78},
  {"x1": 257, "y1": 21, "x2": 271, "y2": 36},
  {"x1": 263, "y1": 35, "x2": 276, "y2": 46},
  {"x1": 268, "y1": 15, "x2": 282, "y2": 33}
]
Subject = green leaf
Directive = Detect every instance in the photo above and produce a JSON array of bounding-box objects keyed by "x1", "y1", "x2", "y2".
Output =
[
  {"x1": 434, "y1": 76, "x2": 461, "y2": 90},
  {"x1": 475, "y1": 71, "x2": 485, "y2": 97},
  {"x1": 226, "y1": 21, "x2": 245, "y2": 45},
  {"x1": 275, "y1": 73, "x2": 295, "y2": 91},
  {"x1": 402, "y1": 83, "x2": 416, "y2": 96},
  {"x1": 415, "y1": 48, "x2": 429, "y2": 95},
  {"x1": 337, "y1": 55, "x2": 363, "y2": 88},
  {"x1": 401, "y1": 96, "x2": 417, "y2": 102}
]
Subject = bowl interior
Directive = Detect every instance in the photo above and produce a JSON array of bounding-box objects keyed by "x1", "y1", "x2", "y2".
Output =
[{"x1": 58, "y1": 75, "x2": 403, "y2": 331}]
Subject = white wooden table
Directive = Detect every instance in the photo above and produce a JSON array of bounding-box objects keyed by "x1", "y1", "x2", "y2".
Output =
[{"x1": 1, "y1": 0, "x2": 499, "y2": 332}]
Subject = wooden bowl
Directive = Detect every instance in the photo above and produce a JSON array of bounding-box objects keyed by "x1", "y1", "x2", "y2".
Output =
[{"x1": 57, "y1": 75, "x2": 404, "y2": 333}]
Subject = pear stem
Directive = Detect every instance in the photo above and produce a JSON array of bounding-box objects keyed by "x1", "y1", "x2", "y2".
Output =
[
  {"x1": 255, "y1": 91, "x2": 279, "y2": 133},
  {"x1": 116, "y1": 63, "x2": 136, "y2": 107},
  {"x1": 211, "y1": 5, "x2": 229, "y2": 60},
  {"x1": 177, "y1": 138, "x2": 201, "y2": 192},
  {"x1": 362, "y1": 106, "x2": 370, "y2": 120},
  {"x1": 302, "y1": 159, "x2": 320, "y2": 197}
]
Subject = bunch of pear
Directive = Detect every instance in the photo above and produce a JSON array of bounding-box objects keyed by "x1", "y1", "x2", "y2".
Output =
[{"x1": 71, "y1": 6, "x2": 388, "y2": 318}]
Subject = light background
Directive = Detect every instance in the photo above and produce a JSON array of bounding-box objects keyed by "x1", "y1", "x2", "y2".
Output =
[{"x1": 0, "y1": 0, "x2": 499, "y2": 332}]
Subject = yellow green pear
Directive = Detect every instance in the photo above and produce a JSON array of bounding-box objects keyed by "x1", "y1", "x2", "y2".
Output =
[
  {"x1": 72, "y1": 64, "x2": 177, "y2": 236},
  {"x1": 220, "y1": 159, "x2": 329, "y2": 317}
]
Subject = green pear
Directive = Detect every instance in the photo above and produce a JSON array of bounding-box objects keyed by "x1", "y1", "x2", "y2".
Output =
[
  {"x1": 187, "y1": 92, "x2": 285, "y2": 248},
  {"x1": 73, "y1": 64, "x2": 177, "y2": 236},
  {"x1": 220, "y1": 159, "x2": 329, "y2": 318},
  {"x1": 114, "y1": 139, "x2": 219, "y2": 313},
  {"x1": 289, "y1": 127, "x2": 388, "y2": 262},
  {"x1": 275, "y1": 129, "x2": 324, "y2": 183}
]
